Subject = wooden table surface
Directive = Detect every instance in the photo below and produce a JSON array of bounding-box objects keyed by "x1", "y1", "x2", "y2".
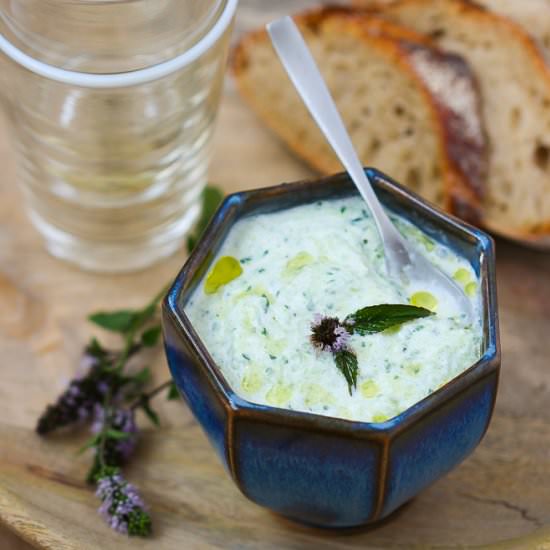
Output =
[{"x1": 1, "y1": 1, "x2": 550, "y2": 548}]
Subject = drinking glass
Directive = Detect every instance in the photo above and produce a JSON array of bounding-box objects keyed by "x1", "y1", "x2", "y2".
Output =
[{"x1": 0, "y1": 0, "x2": 237, "y2": 272}]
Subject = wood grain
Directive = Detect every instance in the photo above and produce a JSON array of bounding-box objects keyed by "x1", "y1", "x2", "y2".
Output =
[
  {"x1": 1, "y1": 417, "x2": 550, "y2": 549},
  {"x1": 1, "y1": 1, "x2": 550, "y2": 548}
]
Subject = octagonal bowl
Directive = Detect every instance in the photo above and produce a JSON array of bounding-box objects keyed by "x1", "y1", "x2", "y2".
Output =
[{"x1": 161, "y1": 168, "x2": 500, "y2": 528}]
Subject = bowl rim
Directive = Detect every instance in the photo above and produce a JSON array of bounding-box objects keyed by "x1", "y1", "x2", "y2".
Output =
[{"x1": 164, "y1": 168, "x2": 500, "y2": 439}]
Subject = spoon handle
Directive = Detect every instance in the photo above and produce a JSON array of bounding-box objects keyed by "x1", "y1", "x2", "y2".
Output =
[
  {"x1": 267, "y1": 16, "x2": 407, "y2": 269},
  {"x1": 268, "y1": 16, "x2": 473, "y2": 317}
]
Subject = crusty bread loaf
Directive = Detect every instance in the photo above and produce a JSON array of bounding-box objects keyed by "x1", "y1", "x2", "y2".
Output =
[
  {"x1": 373, "y1": 0, "x2": 550, "y2": 240},
  {"x1": 232, "y1": 8, "x2": 487, "y2": 219},
  {"x1": 353, "y1": 0, "x2": 550, "y2": 63}
]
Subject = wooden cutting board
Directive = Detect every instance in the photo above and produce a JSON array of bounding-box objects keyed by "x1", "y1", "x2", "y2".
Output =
[{"x1": 1, "y1": 1, "x2": 550, "y2": 548}]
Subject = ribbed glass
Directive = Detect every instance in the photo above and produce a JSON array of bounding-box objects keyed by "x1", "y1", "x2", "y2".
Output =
[{"x1": 0, "y1": 0, "x2": 234, "y2": 272}]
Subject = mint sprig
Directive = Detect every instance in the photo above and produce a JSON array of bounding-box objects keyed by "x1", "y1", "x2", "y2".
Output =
[
  {"x1": 311, "y1": 304, "x2": 433, "y2": 394},
  {"x1": 36, "y1": 184, "x2": 224, "y2": 537}
]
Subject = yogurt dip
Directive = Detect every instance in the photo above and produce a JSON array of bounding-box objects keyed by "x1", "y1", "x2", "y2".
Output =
[{"x1": 185, "y1": 196, "x2": 482, "y2": 423}]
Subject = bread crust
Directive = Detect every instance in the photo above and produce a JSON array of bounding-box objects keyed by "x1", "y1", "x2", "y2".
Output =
[
  {"x1": 380, "y1": 0, "x2": 550, "y2": 238},
  {"x1": 400, "y1": 42, "x2": 486, "y2": 223},
  {"x1": 351, "y1": 11, "x2": 487, "y2": 220},
  {"x1": 354, "y1": 0, "x2": 550, "y2": 62},
  {"x1": 384, "y1": 0, "x2": 550, "y2": 72},
  {"x1": 232, "y1": 7, "x2": 486, "y2": 222}
]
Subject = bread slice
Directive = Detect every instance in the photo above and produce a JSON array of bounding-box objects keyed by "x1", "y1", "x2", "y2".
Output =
[
  {"x1": 373, "y1": 0, "x2": 550, "y2": 240},
  {"x1": 353, "y1": 0, "x2": 550, "y2": 63},
  {"x1": 232, "y1": 8, "x2": 487, "y2": 220},
  {"x1": 474, "y1": 1, "x2": 550, "y2": 64}
]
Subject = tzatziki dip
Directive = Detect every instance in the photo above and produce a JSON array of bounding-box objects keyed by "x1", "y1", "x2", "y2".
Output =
[{"x1": 185, "y1": 196, "x2": 482, "y2": 423}]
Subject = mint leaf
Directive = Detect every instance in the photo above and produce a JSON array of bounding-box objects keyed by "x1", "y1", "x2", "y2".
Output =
[
  {"x1": 105, "y1": 429, "x2": 130, "y2": 440},
  {"x1": 88, "y1": 310, "x2": 138, "y2": 333},
  {"x1": 131, "y1": 367, "x2": 152, "y2": 387},
  {"x1": 77, "y1": 434, "x2": 101, "y2": 455},
  {"x1": 187, "y1": 185, "x2": 224, "y2": 253},
  {"x1": 85, "y1": 337, "x2": 109, "y2": 360},
  {"x1": 141, "y1": 326, "x2": 162, "y2": 347},
  {"x1": 89, "y1": 284, "x2": 167, "y2": 339},
  {"x1": 345, "y1": 304, "x2": 432, "y2": 335},
  {"x1": 125, "y1": 303, "x2": 156, "y2": 335},
  {"x1": 167, "y1": 383, "x2": 179, "y2": 400},
  {"x1": 334, "y1": 349, "x2": 359, "y2": 395},
  {"x1": 140, "y1": 399, "x2": 160, "y2": 427}
]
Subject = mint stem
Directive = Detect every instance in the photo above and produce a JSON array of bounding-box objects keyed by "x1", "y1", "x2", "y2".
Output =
[{"x1": 130, "y1": 380, "x2": 172, "y2": 410}]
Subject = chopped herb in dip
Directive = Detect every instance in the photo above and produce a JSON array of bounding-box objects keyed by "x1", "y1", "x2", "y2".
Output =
[{"x1": 186, "y1": 197, "x2": 482, "y2": 423}]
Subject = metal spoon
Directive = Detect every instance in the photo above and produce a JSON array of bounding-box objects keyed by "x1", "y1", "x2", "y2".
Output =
[{"x1": 267, "y1": 16, "x2": 472, "y2": 316}]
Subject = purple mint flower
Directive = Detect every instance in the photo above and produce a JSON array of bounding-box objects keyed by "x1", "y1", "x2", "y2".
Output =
[
  {"x1": 96, "y1": 468, "x2": 151, "y2": 536},
  {"x1": 333, "y1": 325, "x2": 351, "y2": 352},
  {"x1": 91, "y1": 404, "x2": 105, "y2": 435},
  {"x1": 97, "y1": 381, "x2": 110, "y2": 395},
  {"x1": 36, "y1": 371, "x2": 108, "y2": 434},
  {"x1": 78, "y1": 352, "x2": 97, "y2": 377},
  {"x1": 111, "y1": 408, "x2": 138, "y2": 461},
  {"x1": 310, "y1": 314, "x2": 352, "y2": 354},
  {"x1": 36, "y1": 342, "x2": 126, "y2": 436},
  {"x1": 77, "y1": 406, "x2": 90, "y2": 420},
  {"x1": 312, "y1": 313, "x2": 324, "y2": 325},
  {"x1": 92, "y1": 407, "x2": 138, "y2": 466}
]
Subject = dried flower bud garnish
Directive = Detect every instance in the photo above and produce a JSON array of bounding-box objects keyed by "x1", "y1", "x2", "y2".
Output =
[
  {"x1": 310, "y1": 314, "x2": 351, "y2": 353},
  {"x1": 311, "y1": 304, "x2": 433, "y2": 394}
]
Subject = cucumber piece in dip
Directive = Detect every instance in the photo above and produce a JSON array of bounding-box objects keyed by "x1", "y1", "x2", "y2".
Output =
[{"x1": 186, "y1": 197, "x2": 482, "y2": 423}]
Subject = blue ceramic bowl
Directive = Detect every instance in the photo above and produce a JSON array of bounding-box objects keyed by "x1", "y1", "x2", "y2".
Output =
[{"x1": 162, "y1": 168, "x2": 500, "y2": 528}]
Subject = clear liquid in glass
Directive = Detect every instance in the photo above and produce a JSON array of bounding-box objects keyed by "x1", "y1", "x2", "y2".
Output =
[{"x1": 0, "y1": 0, "x2": 234, "y2": 272}]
